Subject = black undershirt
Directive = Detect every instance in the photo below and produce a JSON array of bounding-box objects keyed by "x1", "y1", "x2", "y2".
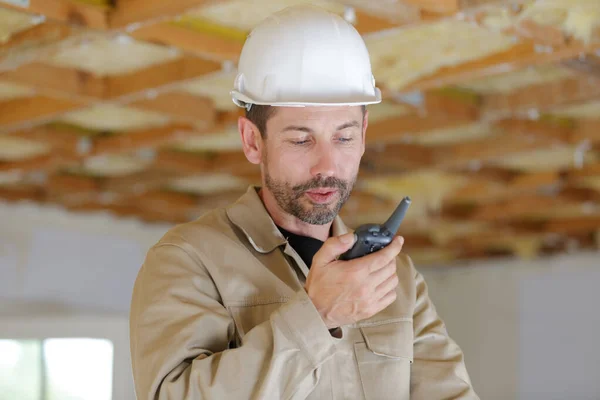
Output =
[
  {"x1": 277, "y1": 225, "x2": 343, "y2": 336},
  {"x1": 276, "y1": 225, "x2": 325, "y2": 268}
]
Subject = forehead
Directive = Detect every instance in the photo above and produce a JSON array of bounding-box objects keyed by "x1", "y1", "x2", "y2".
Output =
[{"x1": 267, "y1": 106, "x2": 364, "y2": 130}]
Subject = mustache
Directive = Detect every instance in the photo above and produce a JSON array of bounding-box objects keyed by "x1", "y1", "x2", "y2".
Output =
[{"x1": 292, "y1": 176, "x2": 348, "y2": 196}]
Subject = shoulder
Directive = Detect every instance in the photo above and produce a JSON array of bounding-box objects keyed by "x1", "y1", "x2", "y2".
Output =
[{"x1": 153, "y1": 207, "x2": 239, "y2": 252}]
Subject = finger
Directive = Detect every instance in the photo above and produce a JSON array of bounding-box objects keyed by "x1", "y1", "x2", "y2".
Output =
[
  {"x1": 313, "y1": 232, "x2": 356, "y2": 266},
  {"x1": 374, "y1": 271, "x2": 399, "y2": 298},
  {"x1": 375, "y1": 287, "x2": 398, "y2": 310},
  {"x1": 368, "y1": 260, "x2": 396, "y2": 288},
  {"x1": 364, "y1": 236, "x2": 404, "y2": 273}
]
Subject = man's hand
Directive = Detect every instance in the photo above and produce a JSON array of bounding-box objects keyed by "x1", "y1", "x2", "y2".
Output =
[{"x1": 305, "y1": 233, "x2": 404, "y2": 329}]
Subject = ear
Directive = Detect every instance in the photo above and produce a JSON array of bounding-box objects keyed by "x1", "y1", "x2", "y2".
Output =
[
  {"x1": 239, "y1": 116, "x2": 263, "y2": 165},
  {"x1": 361, "y1": 109, "x2": 369, "y2": 157}
]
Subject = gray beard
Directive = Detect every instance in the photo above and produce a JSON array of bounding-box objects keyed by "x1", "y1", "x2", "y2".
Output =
[{"x1": 264, "y1": 167, "x2": 355, "y2": 225}]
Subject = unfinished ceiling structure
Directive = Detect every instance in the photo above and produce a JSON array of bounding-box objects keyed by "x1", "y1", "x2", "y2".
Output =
[{"x1": 1, "y1": 0, "x2": 599, "y2": 266}]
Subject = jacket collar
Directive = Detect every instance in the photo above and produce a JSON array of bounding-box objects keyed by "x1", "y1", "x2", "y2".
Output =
[{"x1": 225, "y1": 185, "x2": 350, "y2": 253}]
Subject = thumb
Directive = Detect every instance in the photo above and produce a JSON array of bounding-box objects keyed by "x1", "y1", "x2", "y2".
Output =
[{"x1": 314, "y1": 233, "x2": 356, "y2": 266}]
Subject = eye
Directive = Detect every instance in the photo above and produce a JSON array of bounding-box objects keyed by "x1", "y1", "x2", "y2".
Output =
[
  {"x1": 290, "y1": 139, "x2": 310, "y2": 145},
  {"x1": 337, "y1": 137, "x2": 353, "y2": 143}
]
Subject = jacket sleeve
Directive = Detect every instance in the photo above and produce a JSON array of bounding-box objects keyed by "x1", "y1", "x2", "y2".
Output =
[
  {"x1": 129, "y1": 242, "x2": 337, "y2": 400},
  {"x1": 409, "y1": 263, "x2": 480, "y2": 399}
]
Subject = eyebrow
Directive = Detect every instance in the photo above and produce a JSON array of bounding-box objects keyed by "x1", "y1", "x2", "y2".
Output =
[{"x1": 282, "y1": 121, "x2": 361, "y2": 133}]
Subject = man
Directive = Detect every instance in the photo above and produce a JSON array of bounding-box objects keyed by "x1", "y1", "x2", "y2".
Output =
[{"x1": 129, "y1": 5, "x2": 478, "y2": 400}]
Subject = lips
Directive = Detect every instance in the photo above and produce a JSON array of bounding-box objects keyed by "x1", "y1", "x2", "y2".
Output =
[
  {"x1": 305, "y1": 188, "x2": 338, "y2": 203},
  {"x1": 307, "y1": 189, "x2": 336, "y2": 195}
]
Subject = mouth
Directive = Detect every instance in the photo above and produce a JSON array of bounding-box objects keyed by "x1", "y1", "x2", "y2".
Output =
[{"x1": 305, "y1": 188, "x2": 338, "y2": 204}]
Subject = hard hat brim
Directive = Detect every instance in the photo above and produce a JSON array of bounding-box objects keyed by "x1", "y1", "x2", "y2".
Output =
[{"x1": 231, "y1": 89, "x2": 382, "y2": 108}]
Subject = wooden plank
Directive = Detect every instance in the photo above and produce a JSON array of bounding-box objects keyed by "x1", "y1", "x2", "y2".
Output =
[
  {"x1": 46, "y1": 172, "x2": 100, "y2": 194},
  {"x1": 366, "y1": 113, "x2": 471, "y2": 144},
  {"x1": 402, "y1": 0, "x2": 460, "y2": 14},
  {"x1": 0, "y1": 21, "x2": 73, "y2": 54},
  {"x1": 361, "y1": 143, "x2": 437, "y2": 171},
  {"x1": 101, "y1": 169, "x2": 185, "y2": 193},
  {"x1": 0, "y1": 0, "x2": 109, "y2": 29},
  {"x1": 7, "y1": 125, "x2": 87, "y2": 156},
  {"x1": 92, "y1": 123, "x2": 194, "y2": 154},
  {"x1": 364, "y1": 126, "x2": 558, "y2": 173},
  {"x1": 129, "y1": 22, "x2": 243, "y2": 62},
  {"x1": 401, "y1": 40, "x2": 600, "y2": 93},
  {"x1": 546, "y1": 216, "x2": 600, "y2": 235},
  {"x1": 572, "y1": 118, "x2": 600, "y2": 144},
  {"x1": 108, "y1": 0, "x2": 211, "y2": 28},
  {"x1": 423, "y1": 88, "x2": 482, "y2": 119},
  {"x1": 106, "y1": 55, "x2": 221, "y2": 98},
  {"x1": 432, "y1": 74, "x2": 600, "y2": 119},
  {"x1": 0, "y1": 185, "x2": 45, "y2": 202},
  {"x1": 351, "y1": 9, "x2": 401, "y2": 35},
  {"x1": 0, "y1": 95, "x2": 84, "y2": 129},
  {"x1": 481, "y1": 75, "x2": 600, "y2": 117},
  {"x1": 470, "y1": 194, "x2": 574, "y2": 221},
  {"x1": 155, "y1": 149, "x2": 258, "y2": 178},
  {"x1": 1, "y1": 62, "x2": 107, "y2": 99},
  {"x1": 0, "y1": 153, "x2": 60, "y2": 173},
  {"x1": 128, "y1": 92, "x2": 216, "y2": 123},
  {"x1": 438, "y1": 132, "x2": 556, "y2": 167},
  {"x1": 493, "y1": 118, "x2": 574, "y2": 144}
]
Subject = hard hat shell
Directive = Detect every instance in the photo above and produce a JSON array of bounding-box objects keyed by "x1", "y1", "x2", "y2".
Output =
[{"x1": 231, "y1": 5, "x2": 382, "y2": 108}]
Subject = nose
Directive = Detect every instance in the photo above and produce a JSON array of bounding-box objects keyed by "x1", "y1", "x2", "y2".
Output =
[{"x1": 309, "y1": 142, "x2": 336, "y2": 178}]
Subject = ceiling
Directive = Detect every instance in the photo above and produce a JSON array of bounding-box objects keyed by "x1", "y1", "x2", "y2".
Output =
[{"x1": 1, "y1": 0, "x2": 599, "y2": 266}]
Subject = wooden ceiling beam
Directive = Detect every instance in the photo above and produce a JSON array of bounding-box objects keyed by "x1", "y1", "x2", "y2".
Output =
[
  {"x1": 8, "y1": 125, "x2": 91, "y2": 156},
  {"x1": 0, "y1": 95, "x2": 85, "y2": 130},
  {"x1": 46, "y1": 172, "x2": 101, "y2": 195},
  {"x1": 366, "y1": 112, "x2": 471, "y2": 144},
  {"x1": 0, "y1": 0, "x2": 109, "y2": 29},
  {"x1": 100, "y1": 169, "x2": 188, "y2": 193},
  {"x1": 127, "y1": 6, "x2": 400, "y2": 61},
  {"x1": 429, "y1": 74, "x2": 600, "y2": 120},
  {"x1": 106, "y1": 55, "x2": 221, "y2": 99},
  {"x1": 154, "y1": 149, "x2": 260, "y2": 179},
  {"x1": 469, "y1": 194, "x2": 576, "y2": 222},
  {"x1": 483, "y1": 75, "x2": 600, "y2": 117},
  {"x1": 493, "y1": 117, "x2": 574, "y2": 144},
  {"x1": 402, "y1": 0, "x2": 463, "y2": 14},
  {"x1": 128, "y1": 92, "x2": 216, "y2": 124},
  {"x1": 545, "y1": 216, "x2": 600, "y2": 235},
  {"x1": 0, "y1": 20, "x2": 74, "y2": 57},
  {"x1": 129, "y1": 22, "x2": 243, "y2": 63},
  {"x1": 91, "y1": 123, "x2": 194, "y2": 155},
  {"x1": 5, "y1": 124, "x2": 199, "y2": 177},
  {"x1": 572, "y1": 118, "x2": 600, "y2": 144},
  {"x1": 0, "y1": 153, "x2": 61, "y2": 173},
  {"x1": 108, "y1": 0, "x2": 211, "y2": 29},
  {"x1": 0, "y1": 184, "x2": 46, "y2": 203},
  {"x1": 401, "y1": 40, "x2": 600, "y2": 93},
  {"x1": 1, "y1": 62, "x2": 107, "y2": 99},
  {"x1": 362, "y1": 130, "x2": 558, "y2": 173}
]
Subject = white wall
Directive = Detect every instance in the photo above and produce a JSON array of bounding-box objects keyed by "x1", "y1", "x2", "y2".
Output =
[
  {"x1": 1, "y1": 200, "x2": 599, "y2": 400},
  {"x1": 420, "y1": 251, "x2": 600, "y2": 400},
  {"x1": 0, "y1": 201, "x2": 169, "y2": 400}
]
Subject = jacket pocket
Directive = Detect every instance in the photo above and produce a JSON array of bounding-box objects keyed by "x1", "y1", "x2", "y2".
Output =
[{"x1": 354, "y1": 320, "x2": 413, "y2": 400}]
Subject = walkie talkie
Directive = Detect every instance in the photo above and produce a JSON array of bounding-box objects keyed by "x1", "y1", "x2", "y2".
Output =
[{"x1": 339, "y1": 196, "x2": 411, "y2": 260}]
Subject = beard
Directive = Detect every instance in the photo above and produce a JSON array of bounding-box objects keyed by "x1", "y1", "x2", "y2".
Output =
[{"x1": 264, "y1": 165, "x2": 356, "y2": 225}]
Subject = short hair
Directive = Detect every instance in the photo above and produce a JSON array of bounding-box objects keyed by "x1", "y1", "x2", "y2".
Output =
[
  {"x1": 245, "y1": 105, "x2": 277, "y2": 139},
  {"x1": 245, "y1": 104, "x2": 367, "y2": 138}
]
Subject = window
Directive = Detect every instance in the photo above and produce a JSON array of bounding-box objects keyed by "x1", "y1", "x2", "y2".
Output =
[{"x1": 0, "y1": 338, "x2": 114, "y2": 400}]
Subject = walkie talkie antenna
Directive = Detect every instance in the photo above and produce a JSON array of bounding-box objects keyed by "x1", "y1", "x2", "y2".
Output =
[{"x1": 382, "y1": 196, "x2": 411, "y2": 235}]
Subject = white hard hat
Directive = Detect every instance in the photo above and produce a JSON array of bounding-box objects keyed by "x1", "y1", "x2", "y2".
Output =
[{"x1": 231, "y1": 5, "x2": 382, "y2": 109}]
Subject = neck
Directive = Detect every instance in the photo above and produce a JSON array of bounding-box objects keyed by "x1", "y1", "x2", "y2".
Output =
[{"x1": 259, "y1": 187, "x2": 332, "y2": 242}]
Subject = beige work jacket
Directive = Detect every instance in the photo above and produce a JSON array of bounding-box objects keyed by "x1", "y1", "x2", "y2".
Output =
[{"x1": 130, "y1": 186, "x2": 479, "y2": 400}]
